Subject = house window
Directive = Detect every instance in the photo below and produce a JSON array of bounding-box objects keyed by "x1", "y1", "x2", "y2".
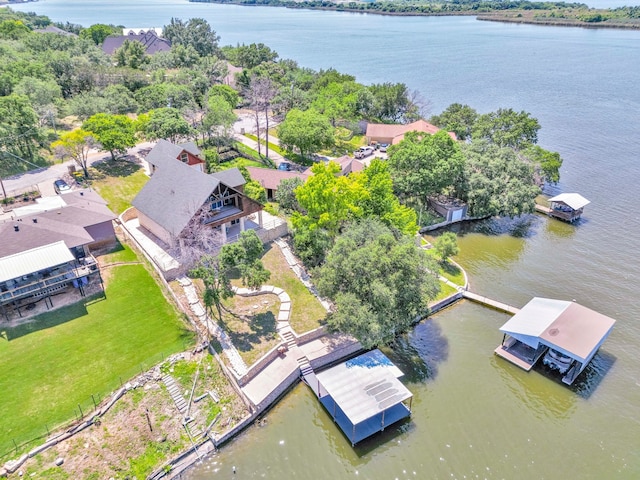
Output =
[
  {"x1": 211, "y1": 200, "x2": 223, "y2": 210},
  {"x1": 180, "y1": 152, "x2": 189, "y2": 163},
  {"x1": 231, "y1": 219, "x2": 240, "y2": 225}
]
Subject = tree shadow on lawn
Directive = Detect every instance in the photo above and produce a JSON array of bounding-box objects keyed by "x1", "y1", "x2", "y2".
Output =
[
  {"x1": 223, "y1": 311, "x2": 277, "y2": 354},
  {"x1": 91, "y1": 157, "x2": 142, "y2": 178}
]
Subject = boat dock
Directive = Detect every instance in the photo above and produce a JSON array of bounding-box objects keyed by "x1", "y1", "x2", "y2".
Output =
[
  {"x1": 535, "y1": 204, "x2": 552, "y2": 215},
  {"x1": 461, "y1": 291, "x2": 520, "y2": 315}
]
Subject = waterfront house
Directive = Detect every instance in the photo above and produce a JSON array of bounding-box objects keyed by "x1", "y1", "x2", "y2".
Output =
[
  {"x1": 495, "y1": 297, "x2": 616, "y2": 385},
  {"x1": 366, "y1": 119, "x2": 457, "y2": 145},
  {"x1": 0, "y1": 189, "x2": 115, "y2": 319},
  {"x1": 132, "y1": 159, "x2": 263, "y2": 246}
]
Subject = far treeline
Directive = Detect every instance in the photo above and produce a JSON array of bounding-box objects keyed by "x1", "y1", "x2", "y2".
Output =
[
  {"x1": 0, "y1": 9, "x2": 564, "y2": 347},
  {"x1": 190, "y1": 0, "x2": 640, "y2": 28}
]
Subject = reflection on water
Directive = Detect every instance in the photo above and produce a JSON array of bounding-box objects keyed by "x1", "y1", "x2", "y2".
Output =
[
  {"x1": 570, "y1": 350, "x2": 617, "y2": 399},
  {"x1": 491, "y1": 356, "x2": 578, "y2": 421},
  {"x1": 384, "y1": 319, "x2": 449, "y2": 383}
]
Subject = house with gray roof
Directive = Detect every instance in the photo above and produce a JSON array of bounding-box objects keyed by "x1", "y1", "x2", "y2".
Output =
[
  {"x1": 102, "y1": 30, "x2": 171, "y2": 56},
  {"x1": 0, "y1": 189, "x2": 115, "y2": 319},
  {"x1": 145, "y1": 139, "x2": 205, "y2": 175},
  {"x1": 132, "y1": 159, "x2": 263, "y2": 246}
]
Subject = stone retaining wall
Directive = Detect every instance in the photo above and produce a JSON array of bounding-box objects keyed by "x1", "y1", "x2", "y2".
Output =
[
  {"x1": 237, "y1": 343, "x2": 286, "y2": 387},
  {"x1": 296, "y1": 325, "x2": 327, "y2": 343}
]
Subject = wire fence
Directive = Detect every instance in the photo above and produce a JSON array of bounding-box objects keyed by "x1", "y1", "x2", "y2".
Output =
[{"x1": 0, "y1": 343, "x2": 192, "y2": 463}]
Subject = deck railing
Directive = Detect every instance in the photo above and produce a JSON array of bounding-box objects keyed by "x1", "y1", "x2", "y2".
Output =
[{"x1": 0, "y1": 256, "x2": 98, "y2": 305}]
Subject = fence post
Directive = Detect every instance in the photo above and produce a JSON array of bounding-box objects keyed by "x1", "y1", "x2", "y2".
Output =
[
  {"x1": 78, "y1": 404, "x2": 84, "y2": 419},
  {"x1": 45, "y1": 424, "x2": 50, "y2": 436},
  {"x1": 91, "y1": 394, "x2": 97, "y2": 410},
  {"x1": 13, "y1": 438, "x2": 18, "y2": 453}
]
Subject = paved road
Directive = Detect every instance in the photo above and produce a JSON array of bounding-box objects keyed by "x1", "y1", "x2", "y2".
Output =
[{"x1": 2, "y1": 142, "x2": 155, "y2": 198}]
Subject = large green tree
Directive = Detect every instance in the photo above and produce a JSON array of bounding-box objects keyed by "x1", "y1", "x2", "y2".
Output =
[
  {"x1": 315, "y1": 219, "x2": 440, "y2": 349},
  {"x1": 353, "y1": 158, "x2": 419, "y2": 235},
  {"x1": 461, "y1": 141, "x2": 540, "y2": 217},
  {"x1": 141, "y1": 107, "x2": 192, "y2": 143},
  {"x1": 79, "y1": 24, "x2": 119, "y2": 45},
  {"x1": 277, "y1": 108, "x2": 334, "y2": 159},
  {"x1": 51, "y1": 129, "x2": 97, "y2": 177},
  {"x1": 0, "y1": 94, "x2": 43, "y2": 167},
  {"x1": 82, "y1": 113, "x2": 136, "y2": 161},
  {"x1": 387, "y1": 130, "x2": 465, "y2": 206},
  {"x1": 430, "y1": 103, "x2": 478, "y2": 140},
  {"x1": 163, "y1": 18, "x2": 220, "y2": 57},
  {"x1": 113, "y1": 40, "x2": 148, "y2": 69},
  {"x1": 472, "y1": 108, "x2": 540, "y2": 149}
]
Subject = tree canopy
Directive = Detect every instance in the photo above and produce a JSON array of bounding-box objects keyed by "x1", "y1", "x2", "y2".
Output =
[
  {"x1": 314, "y1": 219, "x2": 440, "y2": 348},
  {"x1": 82, "y1": 113, "x2": 136, "y2": 160},
  {"x1": 277, "y1": 108, "x2": 334, "y2": 159},
  {"x1": 51, "y1": 129, "x2": 97, "y2": 177},
  {"x1": 387, "y1": 130, "x2": 466, "y2": 206},
  {"x1": 163, "y1": 17, "x2": 220, "y2": 57}
]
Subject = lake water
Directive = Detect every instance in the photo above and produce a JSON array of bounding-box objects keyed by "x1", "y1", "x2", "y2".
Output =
[{"x1": 11, "y1": 1, "x2": 640, "y2": 478}]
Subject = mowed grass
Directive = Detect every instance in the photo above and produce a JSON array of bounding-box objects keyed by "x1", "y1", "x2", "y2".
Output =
[
  {"x1": 261, "y1": 243, "x2": 326, "y2": 333},
  {"x1": 90, "y1": 161, "x2": 149, "y2": 215},
  {"x1": 0, "y1": 264, "x2": 192, "y2": 451}
]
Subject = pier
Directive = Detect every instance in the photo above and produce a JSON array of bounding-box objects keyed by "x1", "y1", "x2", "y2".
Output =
[{"x1": 461, "y1": 291, "x2": 520, "y2": 315}]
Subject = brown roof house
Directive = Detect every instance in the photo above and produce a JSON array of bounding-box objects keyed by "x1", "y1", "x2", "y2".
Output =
[
  {"x1": 145, "y1": 139, "x2": 205, "y2": 175},
  {"x1": 0, "y1": 189, "x2": 116, "y2": 319},
  {"x1": 132, "y1": 159, "x2": 264, "y2": 247},
  {"x1": 102, "y1": 29, "x2": 171, "y2": 55},
  {"x1": 246, "y1": 157, "x2": 365, "y2": 200},
  {"x1": 366, "y1": 119, "x2": 457, "y2": 145}
]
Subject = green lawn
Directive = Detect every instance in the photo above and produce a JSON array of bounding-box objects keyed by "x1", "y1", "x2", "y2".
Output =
[
  {"x1": 0, "y1": 263, "x2": 192, "y2": 453},
  {"x1": 260, "y1": 243, "x2": 327, "y2": 333},
  {"x1": 244, "y1": 133, "x2": 287, "y2": 157},
  {"x1": 433, "y1": 280, "x2": 458, "y2": 302},
  {"x1": 90, "y1": 161, "x2": 149, "y2": 215}
]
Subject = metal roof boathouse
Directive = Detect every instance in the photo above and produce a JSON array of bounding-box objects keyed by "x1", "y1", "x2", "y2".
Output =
[
  {"x1": 305, "y1": 350, "x2": 413, "y2": 445},
  {"x1": 495, "y1": 298, "x2": 616, "y2": 385}
]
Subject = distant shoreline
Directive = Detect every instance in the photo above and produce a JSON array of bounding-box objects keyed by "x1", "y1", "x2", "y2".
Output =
[{"x1": 188, "y1": 0, "x2": 640, "y2": 31}]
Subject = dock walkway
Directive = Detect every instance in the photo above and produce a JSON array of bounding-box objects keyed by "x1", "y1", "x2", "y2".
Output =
[{"x1": 461, "y1": 291, "x2": 520, "y2": 315}]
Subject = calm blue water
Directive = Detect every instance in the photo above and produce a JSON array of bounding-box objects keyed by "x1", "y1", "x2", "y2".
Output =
[{"x1": 10, "y1": 1, "x2": 640, "y2": 478}]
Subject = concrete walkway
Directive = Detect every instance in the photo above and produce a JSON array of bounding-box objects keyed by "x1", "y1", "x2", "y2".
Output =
[{"x1": 177, "y1": 276, "x2": 249, "y2": 377}]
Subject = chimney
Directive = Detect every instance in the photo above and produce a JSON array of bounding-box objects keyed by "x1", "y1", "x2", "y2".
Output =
[
  {"x1": 32, "y1": 218, "x2": 38, "y2": 223},
  {"x1": 80, "y1": 191, "x2": 84, "y2": 196},
  {"x1": 13, "y1": 224, "x2": 19, "y2": 232}
]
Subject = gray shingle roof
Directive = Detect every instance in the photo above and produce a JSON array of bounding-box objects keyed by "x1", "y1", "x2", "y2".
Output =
[
  {"x1": 132, "y1": 159, "x2": 220, "y2": 238},
  {"x1": 145, "y1": 140, "x2": 201, "y2": 168},
  {"x1": 102, "y1": 31, "x2": 171, "y2": 55},
  {"x1": 211, "y1": 168, "x2": 246, "y2": 189}
]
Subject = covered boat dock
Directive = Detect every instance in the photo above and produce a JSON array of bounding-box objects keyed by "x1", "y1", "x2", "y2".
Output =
[
  {"x1": 495, "y1": 297, "x2": 616, "y2": 384},
  {"x1": 305, "y1": 349, "x2": 413, "y2": 445}
]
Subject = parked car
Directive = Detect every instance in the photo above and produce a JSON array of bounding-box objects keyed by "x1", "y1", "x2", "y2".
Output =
[
  {"x1": 277, "y1": 162, "x2": 292, "y2": 171},
  {"x1": 53, "y1": 179, "x2": 71, "y2": 194},
  {"x1": 354, "y1": 146, "x2": 374, "y2": 159},
  {"x1": 379, "y1": 143, "x2": 389, "y2": 153}
]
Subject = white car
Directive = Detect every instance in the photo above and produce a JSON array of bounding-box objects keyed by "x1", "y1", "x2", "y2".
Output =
[{"x1": 354, "y1": 146, "x2": 374, "y2": 159}]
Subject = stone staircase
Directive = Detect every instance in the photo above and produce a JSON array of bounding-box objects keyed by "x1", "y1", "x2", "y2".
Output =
[
  {"x1": 162, "y1": 374, "x2": 187, "y2": 414},
  {"x1": 281, "y1": 330, "x2": 297, "y2": 350},
  {"x1": 184, "y1": 416, "x2": 204, "y2": 440},
  {"x1": 297, "y1": 356, "x2": 313, "y2": 377}
]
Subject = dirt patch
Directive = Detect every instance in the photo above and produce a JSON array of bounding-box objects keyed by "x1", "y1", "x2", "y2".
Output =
[{"x1": 5, "y1": 352, "x2": 249, "y2": 480}]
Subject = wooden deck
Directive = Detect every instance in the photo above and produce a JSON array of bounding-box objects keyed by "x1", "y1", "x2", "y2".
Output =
[
  {"x1": 494, "y1": 345, "x2": 536, "y2": 371},
  {"x1": 461, "y1": 291, "x2": 520, "y2": 315},
  {"x1": 535, "y1": 204, "x2": 552, "y2": 215}
]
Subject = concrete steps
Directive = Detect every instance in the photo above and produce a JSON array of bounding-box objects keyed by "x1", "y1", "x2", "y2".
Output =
[{"x1": 297, "y1": 356, "x2": 313, "y2": 377}]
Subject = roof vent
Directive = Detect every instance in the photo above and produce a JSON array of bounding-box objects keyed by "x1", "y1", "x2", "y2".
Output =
[
  {"x1": 13, "y1": 224, "x2": 19, "y2": 232},
  {"x1": 32, "y1": 218, "x2": 38, "y2": 223},
  {"x1": 548, "y1": 328, "x2": 560, "y2": 337},
  {"x1": 80, "y1": 191, "x2": 84, "y2": 196}
]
